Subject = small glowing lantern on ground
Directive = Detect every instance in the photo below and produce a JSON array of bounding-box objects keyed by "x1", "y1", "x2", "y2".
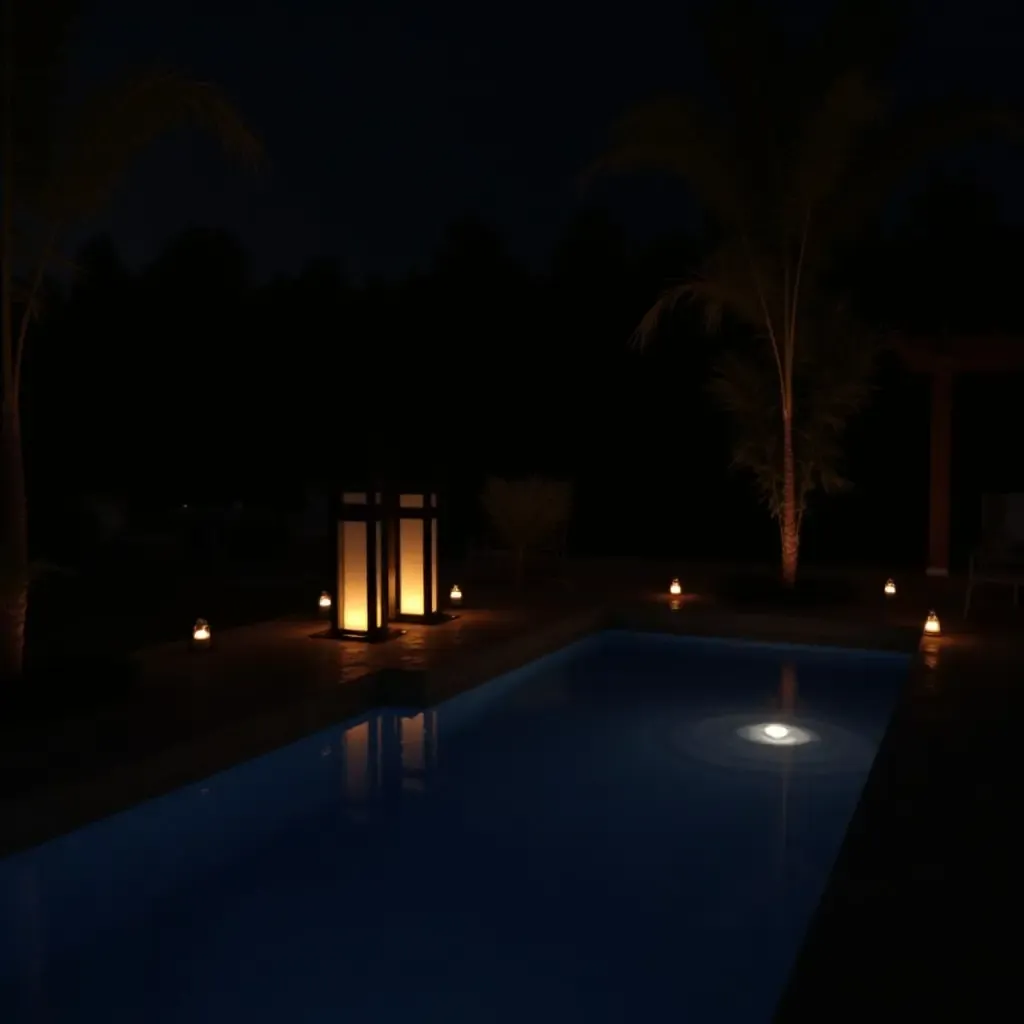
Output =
[
  {"x1": 669, "y1": 578, "x2": 682, "y2": 596},
  {"x1": 923, "y1": 610, "x2": 941, "y2": 635},
  {"x1": 332, "y1": 490, "x2": 392, "y2": 641},
  {"x1": 193, "y1": 618, "x2": 211, "y2": 642},
  {"x1": 884, "y1": 578, "x2": 896, "y2": 596},
  {"x1": 319, "y1": 591, "x2": 332, "y2": 610},
  {"x1": 390, "y1": 490, "x2": 446, "y2": 624},
  {"x1": 449, "y1": 584, "x2": 462, "y2": 605}
]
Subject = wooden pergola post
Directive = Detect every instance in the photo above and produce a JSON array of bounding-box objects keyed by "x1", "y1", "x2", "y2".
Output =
[{"x1": 895, "y1": 335, "x2": 1024, "y2": 577}]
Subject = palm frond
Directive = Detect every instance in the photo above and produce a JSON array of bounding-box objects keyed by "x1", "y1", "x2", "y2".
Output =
[
  {"x1": 710, "y1": 304, "x2": 877, "y2": 520},
  {"x1": 629, "y1": 281, "x2": 692, "y2": 350},
  {"x1": 690, "y1": 238, "x2": 778, "y2": 335},
  {"x1": 787, "y1": 71, "x2": 884, "y2": 225},
  {"x1": 822, "y1": 97, "x2": 1024, "y2": 244},
  {"x1": 584, "y1": 97, "x2": 745, "y2": 229},
  {"x1": 631, "y1": 237, "x2": 780, "y2": 350},
  {"x1": 33, "y1": 68, "x2": 262, "y2": 225},
  {"x1": 709, "y1": 348, "x2": 782, "y2": 514}
]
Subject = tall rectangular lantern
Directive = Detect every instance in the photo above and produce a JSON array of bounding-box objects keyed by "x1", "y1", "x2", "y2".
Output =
[
  {"x1": 391, "y1": 491, "x2": 443, "y2": 623},
  {"x1": 333, "y1": 490, "x2": 390, "y2": 641}
]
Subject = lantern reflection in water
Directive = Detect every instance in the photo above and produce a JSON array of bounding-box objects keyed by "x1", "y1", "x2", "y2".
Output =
[{"x1": 339, "y1": 710, "x2": 438, "y2": 806}]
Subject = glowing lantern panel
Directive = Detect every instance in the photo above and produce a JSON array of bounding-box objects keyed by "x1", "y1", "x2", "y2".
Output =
[
  {"x1": 394, "y1": 492, "x2": 441, "y2": 622},
  {"x1": 923, "y1": 611, "x2": 941, "y2": 635},
  {"x1": 884, "y1": 578, "x2": 896, "y2": 596},
  {"x1": 669, "y1": 578, "x2": 682, "y2": 596},
  {"x1": 335, "y1": 492, "x2": 387, "y2": 639},
  {"x1": 193, "y1": 618, "x2": 210, "y2": 641}
]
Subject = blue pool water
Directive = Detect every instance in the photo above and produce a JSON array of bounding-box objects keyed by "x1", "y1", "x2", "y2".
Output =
[{"x1": 0, "y1": 631, "x2": 909, "y2": 1023}]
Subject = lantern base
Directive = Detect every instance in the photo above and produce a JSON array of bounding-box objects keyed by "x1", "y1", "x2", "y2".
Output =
[
  {"x1": 392, "y1": 611, "x2": 457, "y2": 626},
  {"x1": 309, "y1": 626, "x2": 405, "y2": 644}
]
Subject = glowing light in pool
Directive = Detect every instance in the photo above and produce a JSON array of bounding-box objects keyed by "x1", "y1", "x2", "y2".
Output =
[
  {"x1": 923, "y1": 610, "x2": 941, "y2": 635},
  {"x1": 737, "y1": 721, "x2": 816, "y2": 747}
]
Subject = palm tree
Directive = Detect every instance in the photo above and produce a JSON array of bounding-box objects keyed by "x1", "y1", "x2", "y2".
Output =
[
  {"x1": 1, "y1": 0, "x2": 261, "y2": 680},
  {"x1": 589, "y1": 0, "x2": 1020, "y2": 585}
]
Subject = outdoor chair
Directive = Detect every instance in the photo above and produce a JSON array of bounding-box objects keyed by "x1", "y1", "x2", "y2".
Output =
[{"x1": 963, "y1": 493, "x2": 1024, "y2": 616}]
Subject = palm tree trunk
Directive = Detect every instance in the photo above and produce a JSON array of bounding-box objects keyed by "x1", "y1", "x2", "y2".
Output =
[
  {"x1": 780, "y1": 412, "x2": 799, "y2": 586},
  {"x1": 0, "y1": 404, "x2": 29, "y2": 682},
  {"x1": 1, "y1": 0, "x2": 28, "y2": 682}
]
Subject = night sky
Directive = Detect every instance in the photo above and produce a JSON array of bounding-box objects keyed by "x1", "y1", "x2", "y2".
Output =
[{"x1": 69, "y1": 0, "x2": 1024, "y2": 281}]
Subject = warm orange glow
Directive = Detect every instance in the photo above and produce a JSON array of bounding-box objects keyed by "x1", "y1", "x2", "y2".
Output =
[
  {"x1": 375, "y1": 522, "x2": 382, "y2": 629},
  {"x1": 319, "y1": 591, "x2": 332, "y2": 609},
  {"x1": 884, "y1": 578, "x2": 896, "y2": 596},
  {"x1": 193, "y1": 618, "x2": 210, "y2": 641},
  {"x1": 669, "y1": 578, "x2": 682, "y2": 596},
  {"x1": 341, "y1": 520, "x2": 369, "y2": 632},
  {"x1": 923, "y1": 611, "x2": 941, "y2": 635},
  {"x1": 401, "y1": 713, "x2": 426, "y2": 773},
  {"x1": 431, "y1": 508, "x2": 438, "y2": 613},
  {"x1": 337, "y1": 494, "x2": 384, "y2": 634},
  {"x1": 450, "y1": 584, "x2": 462, "y2": 603},
  {"x1": 399, "y1": 517, "x2": 425, "y2": 616},
  {"x1": 342, "y1": 721, "x2": 370, "y2": 801},
  {"x1": 397, "y1": 493, "x2": 439, "y2": 618}
]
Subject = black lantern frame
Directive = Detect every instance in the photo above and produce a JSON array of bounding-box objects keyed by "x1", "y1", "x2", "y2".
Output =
[
  {"x1": 328, "y1": 489, "x2": 396, "y2": 642},
  {"x1": 388, "y1": 489, "x2": 450, "y2": 624}
]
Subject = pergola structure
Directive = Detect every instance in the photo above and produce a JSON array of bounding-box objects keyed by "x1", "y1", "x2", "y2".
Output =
[{"x1": 894, "y1": 335, "x2": 1024, "y2": 576}]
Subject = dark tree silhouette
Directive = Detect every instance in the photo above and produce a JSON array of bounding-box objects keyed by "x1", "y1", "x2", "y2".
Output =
[{"x1": 1, "y1": 0, "x2": 260, "y2": 680}]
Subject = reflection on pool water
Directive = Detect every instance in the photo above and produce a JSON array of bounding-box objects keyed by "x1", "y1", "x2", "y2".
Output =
[{"x1": 0, "y1": 631, "x2": 909, "y2": 1024}]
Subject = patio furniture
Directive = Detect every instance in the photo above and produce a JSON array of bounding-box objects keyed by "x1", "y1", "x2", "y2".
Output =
[{"x1": 964, "y1": 493, "x2": 1024, "y2": 616}]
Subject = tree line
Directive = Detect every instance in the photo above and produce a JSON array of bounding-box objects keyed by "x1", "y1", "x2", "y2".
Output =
[{"x1": 3, "y1": 0, "x2": 1023, "y2": 680}]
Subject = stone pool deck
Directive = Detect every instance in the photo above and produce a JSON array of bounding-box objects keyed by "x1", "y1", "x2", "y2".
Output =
[
  {"x1": 775, "y1": 627, "x2": 1023, "y2": 1024},
  {"x1": 0, "y1": 597, "x2": 605, "y2": 855},
  {"x1": 1, "y1": 560, "x2": 1021, "y2": 1020}
]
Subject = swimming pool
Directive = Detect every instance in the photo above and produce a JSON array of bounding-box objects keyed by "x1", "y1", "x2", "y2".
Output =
[{"x1": 0, "y1": 630, "x2": 909, "y2": 1023}]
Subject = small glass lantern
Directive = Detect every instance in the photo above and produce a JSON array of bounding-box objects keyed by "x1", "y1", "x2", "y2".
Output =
[
  {"x1": 319, "y1": 590, "x2": 332, "y2": 609},
  {"x1": 884, "y1": 578, "x2": 896, "y2": 596},
  {"x1": 669, "y1": 578, "x2": 682, "y2": 597},
  {"x1": 449, "y1": 584, "x2": 462, "y2": 605},
  {"x1": 923, "y1": 611, "x2": 941, "y2": 635},
  {"x1": 193, "y1": 618, "x2": 211, "y2": 642}
]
